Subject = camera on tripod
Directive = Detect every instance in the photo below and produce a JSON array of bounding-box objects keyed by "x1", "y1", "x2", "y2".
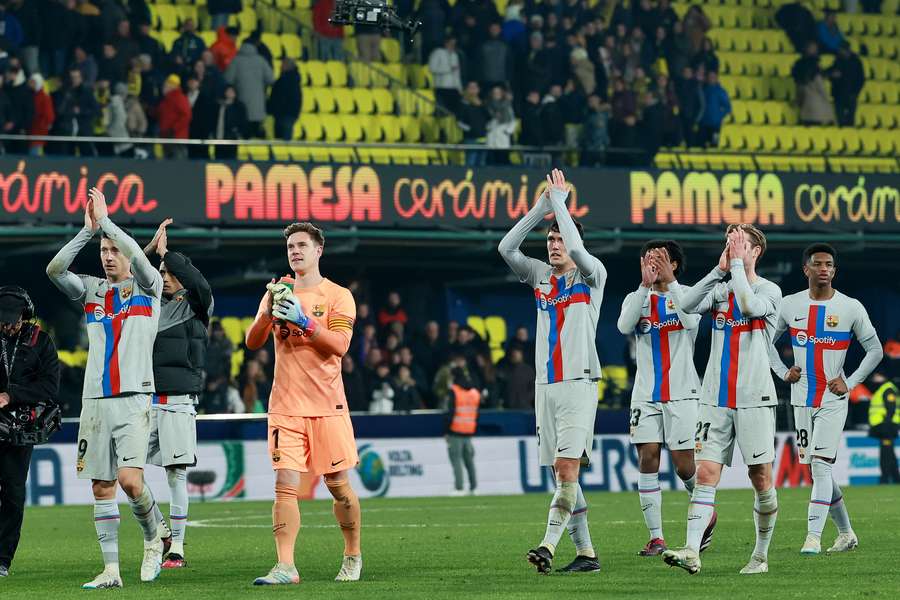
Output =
[{"x1": 329, "y1": 0, "x2": 421, "y2": 38}]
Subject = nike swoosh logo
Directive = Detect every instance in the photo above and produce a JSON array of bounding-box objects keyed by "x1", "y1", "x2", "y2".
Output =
[
  {"x1": 641, "y1": 504, "x2": 652, "y2": 511},
  {"x1": 173, "y1": 452, "x2": 186, "y2": 459},
  {"x1": 794, "y1": 317, "x2": 806, "y2": 322},
  {"x1": 331, "y1": 459, "x2": 345, "y2": 467},
  {"x1": 752, "y1": 452, "x2": 766, "y2": 459},
  {"x1": 688, "y1": 515, "x2": 701, "y2": 520},
  {"x1": 677, "y1": 439, "x2": 691, "y2": 445},
  {"x1": 557, "y1": 447, "x2": 570, "y2": 453},
  {"x1": 813, "y1": 446, "x2": 827, "y2": 451},
  {"x1": 122, "y1": 456, "x2": 136, "y2": 462}
]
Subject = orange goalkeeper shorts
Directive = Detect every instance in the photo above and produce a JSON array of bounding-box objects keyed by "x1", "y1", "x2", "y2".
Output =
[{"x1": 267, "y1": 412, "x2": 359, "y2": 476}]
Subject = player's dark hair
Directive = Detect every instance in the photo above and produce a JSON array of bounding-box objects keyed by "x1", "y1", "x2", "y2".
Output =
[
  {"x1": 283, "y1": 222, "x2": 325, "y2": 246},
  {"x1": 640, "y1": 239, "x2": 686, "y2": 278},
  {"x1": 803, "y1": 243, "x2": 837, "y2": 265},
  {"x1": 725, "y1": 223, "x2": 767, "y2": 260},
  {"x1": 101, "y1": 226, "x2": 135, "y2": 242},
  {"x1": 548, "y1": 219, "x2": 584, "y2": 240}
]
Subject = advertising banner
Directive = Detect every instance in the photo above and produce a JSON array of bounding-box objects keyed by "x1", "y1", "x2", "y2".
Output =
[
  {"x1": 2, "y1": 158, "x2": 897, "y2": 231},
  {"x1": 27, "y1": 432, "x2": 893, "y2": 507}
]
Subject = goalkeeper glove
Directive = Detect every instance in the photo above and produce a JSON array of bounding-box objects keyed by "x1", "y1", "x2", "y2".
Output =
[{"x1": 272, "y1": 295, "x2": 316, "y2": 334}]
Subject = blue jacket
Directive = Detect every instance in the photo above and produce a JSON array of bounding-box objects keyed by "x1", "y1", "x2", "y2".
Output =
[
  {"x1": 701, "y1": 84, "x2": 731, "y2": 127},
  {"x1": 817, "y1": 21, "x2": 845, "y2": 52}
]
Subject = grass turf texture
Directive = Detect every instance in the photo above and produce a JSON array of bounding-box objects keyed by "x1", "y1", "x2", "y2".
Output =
[{"x1": 4, "y1": 486, "x2": 899, "y2": 599}]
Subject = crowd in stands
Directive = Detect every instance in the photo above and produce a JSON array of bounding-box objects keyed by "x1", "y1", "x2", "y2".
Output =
[{"x1": 197, "y1": 289, "x2": 537, "y2": 415}]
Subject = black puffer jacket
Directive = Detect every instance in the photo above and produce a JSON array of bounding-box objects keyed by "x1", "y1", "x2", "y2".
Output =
[
  {"x1": 153, "y1": 252, "x2": 213, "y2": 395},
  {"x1": 1, "y1": 324, "x2": 59, "y2": 406}
]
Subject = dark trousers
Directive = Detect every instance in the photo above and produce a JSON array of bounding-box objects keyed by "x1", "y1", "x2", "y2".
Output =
[
  {"x1": 698, "y1": 124, "x2": 721, "y2": 148},
  {"x1": 880, "y1": 438, "x2": 900, "y2": 484},
  {"x1": 0, "y1": 443, "x2": 33, "y2": 569},
  {"x1": 835, "y1": 96, "x2": 858, "y2": 127}
]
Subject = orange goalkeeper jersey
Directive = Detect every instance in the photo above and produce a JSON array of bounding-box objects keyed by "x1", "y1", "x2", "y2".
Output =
[{"x1": 256, "y1": 277, "x2": 356, "y2": 417}]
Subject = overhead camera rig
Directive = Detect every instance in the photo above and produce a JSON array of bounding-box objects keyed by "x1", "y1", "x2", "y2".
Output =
[{"x1": 329, "y1": 0, "x2": 422, "y2": 42}]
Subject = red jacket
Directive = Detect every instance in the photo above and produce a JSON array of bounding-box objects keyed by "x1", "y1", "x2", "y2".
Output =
[
  {"x1": 158, "y1": 89, "x2": 192, "y2": 139},
  {"x1": 211, "y1": 26, "x2": 238, "y2": 71},
  {"x1": 313, "y1": 0, "x2": 344, "y2": 38},
  {"x1": 30, "y1": 91, "x2": 55, "y2": 147}
]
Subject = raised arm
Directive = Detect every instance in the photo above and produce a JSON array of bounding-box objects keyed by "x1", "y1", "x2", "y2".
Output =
[
  {"x1": 845, "y1": 303, "x2": 883, "y2": 390},
  {"x1": 728, "y1": 229, "x2": 780, "y2": 318},
  {"x1": 497, "y1": 191, "x2": 551, "y2": 285},
  {"x1": 245, "y1": 291, "x2": 274, "y2": 351},
  {"x1": 648, "y1": 247, "x2": 701, "y2": 330},
  {"x1": 666, "y1": 282, "x2": 703, "y2": 329},
  {"x1": 546, "y1": 169, "x2": 607, "y2": 287},
  {"x1": 46, "y1": 199, "x2": 98, "y2": 301},
  {"x1": 163, "y1": 251, "x2": 214, "y2": 325},
  {"x1": 678, "y1": 265, "x2": 725, "y2": 315},
  {"x1": 90, "y1": 187, "x2": 162, "y2": 294}
]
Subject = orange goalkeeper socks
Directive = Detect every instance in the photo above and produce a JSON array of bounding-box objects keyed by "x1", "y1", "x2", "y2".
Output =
[
  {"x1": 326, "y1": 478, "x2": 361, "y2": 556},
  {"x1": 273, "y1": 483, "x2": 301, "y2": 565}
]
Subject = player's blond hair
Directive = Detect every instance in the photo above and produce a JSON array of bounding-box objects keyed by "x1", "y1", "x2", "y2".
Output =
[
  {"x1": 726, "y1": 223, "x2": 766, "y2": 260},
  {"x1": 283, "y1": 222, "x2": 325, "y2": 246}
]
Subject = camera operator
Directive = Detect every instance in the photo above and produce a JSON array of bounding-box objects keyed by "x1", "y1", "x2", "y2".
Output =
[{"x1": 0, "y1": 286, "x2": 60, "y2": 578}]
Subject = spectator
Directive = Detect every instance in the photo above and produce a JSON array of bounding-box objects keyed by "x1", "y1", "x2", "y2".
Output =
[
  {"x1": 111, "y1": 19, "x2": 139, "y2": 66},
  {"x1": 393, "y1": 365, "x2": 424, "y2": 412},
  {"x1": 239, "y1": 359, "x2": 270, "y2": 413},
  {"x1": 198, "y1": 51, "x2": 226, "y2": 99},
  {"x1": 797, "y1": 70, "x2": 836, "y2": 126},
  {"x1": 682, "y1": 5, "x2": 711, "y2": 55},
  {"x1": 519, "y1": 89, "x2": 544, "y2": 146},
  {"x1": 792, "y1": 40, "x2": 820, "y2": 88},
  {"x1": 570, "y1": 47, "x2": 595, "y2": 95},
  {"x1": 267, "y1": 57, "x2": 301, "y2": 141},
  {"x1": 698, "y1": 70, "x2": 730, "y2": 147},
  {"x1": 825, "y1": 42, "x2": 864, "y2": 127},
  {"x1": 412, "y1": 321, "x2": 446, "y2": 389},
  {"x1": 634, "y1": 0, "x2": 659, "y2": 40},
  {"x1": 816, "y1": 9, "x2": 845, "y2": 54},
  {"x1": 41, "y1": 0, "x2": 85, "y2": 79},
  {"x1": 70, "y1": 46, "x2": 98, "y2": 88},
  {"x1": 157, "y1": 73, "x2": 191, "y2": 158},
  {"x1": 186, "y1": 74, "x2": 215, "y2": 157},
  {"x1": 171, "y1": 18, "x2": 206, "y2": 69},
  {"x1": 368, "y1": 364, "x2": 395, "y2": 413},
  {"x1": 505, "y1": 326, "x2": 533, "y2": 365},
  {"x1": 692, "y1": 36, "x2": 719, "y2": 74},
  {"x1": 342, "y1": 355, "x2": 368, "y2": 412},
  {"x1": 211, "y1": 25, "x2": 239, "y2": 72},
  {"x1": 433, "y1": 354, "x2": 469, "y2": 409},
  {"x1": 656, "y1": 0, "x2": 679, "y2": 33},
  {"x1": 50, "y1": 68, "x2": 98, "y2": 156},
  {"x1": 639, "y1": 90, "x2": 664, "y2": 155},
  {"x1": 502, "y1": 3, "x2": 527, "y2": 54},
  {"x1": 0, "y1": 1, "x2": 23, "y2": 50},
  {"x1": 579, "y1": 94, "x2": 609, "y2": 166},
  {"x1": 418, "y1": 0, "x2": 450, "y2": 61},
  {"x1": 225, "y1": 40, "x2": 274, "y2": 138},
  {"x1": 354, "y1": 22, "x2": 381, "y2": 63},
  {"x1": 212, "y1": 84, "x2": 247, "y2": 159},
  {"x1": 312, "y1": 0, "x2": 344, "y2": 61},
  {"x1": 485, "y1": 85, "x2": 516, "y2": 164},
  {"x1": 502, "y1": 348, "x2": 535, "y2": 409},
  {"x1": 446, "y1": 366, "x2": 479, "y2": 494},
  {"x1": 97, "y1": 43, "x2": 126, "y2": 84},
  {"x1": 134, "y1": 22, "x2": 164, "y2": 71},
  {"x1": 479, "y1": 22, "x2": 512, "y2": 92},
  {"x1": 664, "y1": 20, "x2": 692, "y2": 77},
  {"x1": 656, "y1": 73, "x2": 682, "y2": 147},
  {"x1": 458, "y1": 80, "x2": 490, "y2": 166},
  {"x1": 124, "y1": 85, "x2": 147, "y2": 156},
  {"x1": 429, "y1": 35, "x2": 463, "y2": 116},
  {"x1": 10, "y1": 0, "x2": 39, "y2": 75},
  {"x1": 4, "y1": 60, "x2": 33, "y2": 154},
  {"x1": 137, "y1": 53, "x2": 162, "y2": 115},
  {"x1": 208, "y1": 0, "x2": 242, "y2": 32},
  {"x1": 884, "y1": 332, "x2": 900, "y2": 380},
  {"x1": 28, "y1": 74, "x2": 54, "y2": 156},
  {"x1": 675, "y1": 65, "x2": 703, "y2": 147},
  {"x1": 539, "y1": 84, "x2": 564, "y2": 145},
  {"x1": 611, "y1": 76, "x2": 637, "y2": 125},
  {"x1": 106, "y1": 82, "x2": 134, "y2": 156},
  {"x1": 776, "y1": 1, "x2": 817, "y2": 53},
  {"x1": 377, "y1": 291, "x2": 408, "y2": 328},
  {"x1": 206, "y1": 321, "x2": 233, "y2": 381}
]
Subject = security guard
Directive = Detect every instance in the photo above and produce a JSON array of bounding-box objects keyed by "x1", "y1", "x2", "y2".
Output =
[
  {"x1": 0, "y1": 286, "x2": 60, "y2": 577},
  {"x1": 868, "y1": 377, "x2": 900, "y2": 484},
  {"x1": 446, "y1": 367, "x2": 480, "y2": 495}
]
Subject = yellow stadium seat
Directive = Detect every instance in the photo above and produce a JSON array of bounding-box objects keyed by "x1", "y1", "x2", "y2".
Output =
[
  {"x1": 394, "y1": 89, "x2": 417, "y2": 115},
  {"x1": 237, "y1": 144, "x2": 271, "y2": 161},
  {"x1": 361, "y1": 115, "x2": 383, "y2": 142},
  {"x1": 420, "y1": 116, "x2": 441, "y2": 142},
  {"x1": 319, "y1": 115, "x2": 344, "y2": 142},
  {"x1": 372, "y1": 89, "x2": 395, "y2": 114},
  {"x1": 759, "y1": 129, "x2": 780, "y2": 152},
  {"x1": 807, "y1": 129, "x2": 829, "y2": 153},
  {"x1": 840, "y1": 129, "x2": 862, "y2": 154},
  {"x1": 301, "y1": 88, "x2": 316, "y2": 113},
  {"x1": 748, "y1": 102, "x2": 767, "y2": 125},
  {"x1": 326, "y1": 60, "x2": 348, "y2": 86},
  {"x1": 280, "y1": 33, "x2": 302, "y2": 59},
  {"x1": 719, "y1": 127, "x2": 740, "y2": 150},
  {"x1": 399, "y1": 116, "x2": 422, "y2": 142},
  {"x1": 369, "y1": 62, "x2": 392, "y2": 88},
  {"x1": 305, "y1": 61, "x2": 328, "y2": 87},
  {"x1": 159, "y1": 30, "x2": 178, "y2": 52},
  {"x1": 176, "y1": 5, "x2": 198, "y2": 26},
  {"x1": 199, "y1": 30, "x2": 216, "y2": 48},
  {"x1": 762, "y1": 101, "x2": 785, "y2": 125},
  {"x1": 230, "y1": 349, "x2": 244, "y2": 379},
  {"x1": 219, "y1": 317, "x2": 244, "y2": 346},
  {"x1": 654, "y1": 152, "x2": 678, "y2": 168},
  {"x1": 313, "y1": 88, "x2": 337, "y2": 113},
  {"x1": 341, "y1": 116, "x2": 364, "y2": 142},
  {"x1": 874, "y1": 131, "x2": 896, "y2": 156},
  {"x1": 416, "y1": 89, "x2": 436, "y2": 116},
  {"x1": 380, "y1": 115, "x2": 402, "y2": 143},
  {"x1": 262, "y1": 33, "x2": 282, "y2": 58},
  {"x1": 156, "y1": 5, "x2": 178, "y2": 30},
  {"x1": 300, "y1": 114, "x2": 324, "y2": 141},
  {"x1": 349, "y1": 61, "x2": 371, "y2": 87},
  {"x1": 730, "y1": 102, "x2": 750, "y2": 125},
  {"x1": 352, "y1": 88, "x2": 375, "y2": 114},
  {"x1": 333, "y1": 87, "x2": 355, "y2": 113},
  {"x1": 271, "y1": 145, "x2": 292, "y2": 161},
  {"x1": 743, "y1": 128, "x2": 763, "y2": 152},
  {"x1": 680, "y1": 153, "x2": 709, "y2": 170},
  {"x1": 859, "y1": 131, "x2": 879, "y2": 156},
  {"x1": 380, "y1": 37, "x2": 401, "y2": 63}
]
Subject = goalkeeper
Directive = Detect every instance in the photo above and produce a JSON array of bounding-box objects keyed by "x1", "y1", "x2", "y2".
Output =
[{"x1": 245, "y1": 222, "x2": 361, "y2": 585}]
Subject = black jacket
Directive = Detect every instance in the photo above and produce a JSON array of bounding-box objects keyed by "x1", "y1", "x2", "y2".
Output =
[
  {"x1": 152, "y1": 252, "x2": 213, "y2": 395},
  {"x1": 0, "y1": 324, "x2": 60, "y2": 407},
  {"x1": 267, "y1": 69, "x2": 302, "y2": 120}
]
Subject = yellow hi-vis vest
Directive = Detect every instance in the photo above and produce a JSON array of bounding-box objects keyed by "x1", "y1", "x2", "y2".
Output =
[{"x1": 869, "y1": 382, "x2": 900, "y2": 427}]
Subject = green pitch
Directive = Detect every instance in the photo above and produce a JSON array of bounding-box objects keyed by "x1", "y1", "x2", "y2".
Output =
[{"x1": 4, "y1": 486, "x2": 899, "y2": 599}]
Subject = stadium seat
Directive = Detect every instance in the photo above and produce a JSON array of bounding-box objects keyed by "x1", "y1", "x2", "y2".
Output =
[
  {"x1": 305, "y1": 61, "x2": 329, "y2": 87},
  {"x1": 333, "y1": 87, "x2": 355, "y2": 114},
  {"x1": 301, "y1": 88, "x2": 316, "y2": 114},
  {"x1": 399, "y1": 116, "x2": 422, "y2": 142},
  {"x1": 326, "y1": 60, "x2": 348, "y2": 86},
  {"x1": 349, "y1": 62, "x2": 371, "y2": 87},
  {"x1": 313, "y1": 88, "x2": 337, "y2": 113},
  {"x1": 156, "y1": 5, "x2": 178, "y2": 30},
  {"x1": 372, "y1": 89, "x2": 395, "y2": 114},
  {"x1": 341, "y1": 116, "x2": 364, "y2": 142},
  {"x1": 380, "y1": 38, "x2": 401, "y2": 63},
  {"x1": 300, "y1": 114, "x2": 324, "y2": 141},
  {"x1": 219, "y1": 317, "x2": 245, "y2": 346},
  {"x1": 280, "y1": 33, "x2": 303, "y2": 60},
  {"x1": 360, "y1": 115, "x2": 383, "y2": 142},
  {"x1": 415, "y1": 89, "x2": 436, "y2": 116},
  {"x1": 319, "y1": 115, "x2": 345, "y2": 142},
  {"x1": 261, "y1": 33, "x2": 282, "y2": 58},
  {"x1": 380, "y1": 116, "x2": 403, "y2": 143},
  {"x1": 352, "y1": 88, "x2": 376, "y2": 115}
]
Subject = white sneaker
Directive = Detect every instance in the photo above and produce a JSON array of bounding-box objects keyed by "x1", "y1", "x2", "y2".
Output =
[
  {"x1": 335, "y1": 555, "x2": 362, "y2": 581},
  {"x1": 827, "y1": 532, "x2": 859, "y2": 553},
  {"x1": 800, "y1": 534, "x2": 821, "y2": 555},
  {"x1": 140, "y1": 537, "x2": 163, "y2": 582},
  {"x1": 661, "y1": 547, "x2": 701, "y2": 575},
  {"x1": 449, "y1": 489, "x2": 466, "y2": 497},
  {"x1": 82, "y1": 568, "x2": 123, "y2": 589},
  {"x1": 253, "y1": 563, "x2": 300, "y2": 585},
  {"x1": 739, "y1": 554, "x2": 769, "y2": 574}
]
